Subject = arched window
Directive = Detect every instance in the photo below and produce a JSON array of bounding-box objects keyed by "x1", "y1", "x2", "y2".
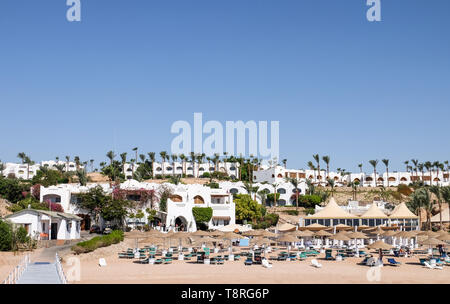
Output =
[
  {"x1": 365, "y1": 177, "x2": 373, "y2": 181},
  {"x1": 277, "y1": 174, "x2": 283, "y2": 178},
  {"x1": 388, "y1": 177, "x2": 396, "y2": 182},
  {"x1": 400, "y1": 177, "x2": 407, "y2": 182},
  {"x1": 230, "y1": 188, "x2": 239, "y2": 194},
  {"x1": 377, "y1": 177, "x2": 384, "y2": 182},
  {"x1": 353, "y1": 178, "x2": 360, "y2": 183},
  {"x1": 230, "y1": 166, "x2": 236, "y2": 171},
  {"x1": 277, "y1": 188, "x2": 286, "y2": 194},
  {"x1": 194, "y1": 195, "x2": 205, "y2": 204},
  {"x1": 170, "y1": 195, "x2": 183, "y2": 202}
]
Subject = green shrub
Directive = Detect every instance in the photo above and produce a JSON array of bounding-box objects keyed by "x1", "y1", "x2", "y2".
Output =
[
  {"x1": 304, "y1": 208, "x2": 315, "y2": 215},
  {"x1": 72, "y1": 230, "x2": 124, "y2": 254},
  {"x1": 192, "y1": 207, "x2": 213, "y2": 226},
  {"x1": 283, "y1": 210, "x2": 299, "y2": 216},
  {"x1": 0, "y1": 220, "x2": 12, "y2": 251},
  {"x1": 298, "y1": 195, "x2": 322, "y2": 208}
]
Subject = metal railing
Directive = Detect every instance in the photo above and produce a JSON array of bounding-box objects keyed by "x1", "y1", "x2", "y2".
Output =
[
  {"x1": 2, "y1": 254, "x2": 30, "y2": 284},
  {"x1": 55, "y1": 253, "x2": 68, "y2": 284}
]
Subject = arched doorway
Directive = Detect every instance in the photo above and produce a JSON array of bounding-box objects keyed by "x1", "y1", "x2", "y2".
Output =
[{"x1": 175, "y1": 216, "x2": 188, "y2": 231}]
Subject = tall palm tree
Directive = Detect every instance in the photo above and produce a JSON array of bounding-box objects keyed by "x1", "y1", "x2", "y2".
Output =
[
  {"x1": 444, "y1": 161, "x2": 449, "y2": 182},
  {"x1": 148, "y1": 152, "x2": 156, "y2": 178},
  {"x1": 282, "y1": 159, "x2": 287, "y2": 169},
  {"x1": 106, "y1": 151, "x2": 116, "y2": 181},
  {"x1": 369, "y1": 160, "x2": 378, "y2": 187},
  {"x1": 24, "y1": 156, "x2": 33, "y2": 180},
  {"x1": 433, "y1": 161, "x2": 442, "y2": 186},
  {"x1": 404, "y1": 160, "x2": 409, "y2": 172},
  {"x1": 160, "y1": 151, "x2": 167, "y2": 177},
  {"x1": 417, "y1": 163, "x2": 424, "y2": 183},
  {"x1": 271, "y1": 183, "x2": 279, "y2": 207},
  {"x1": 286, "y1": 177, "x2": 300, "y2": 210},
  {"x1": 382, "y1": 159, "x2": 389, "y2": 187},
  {"x1": 74, "y1": 156, "x2": 80, "y2": 170},
  {"x1": 322, "y1": 156, "x2": 330, "y2": 179},
  {"x1": 189, "y1": 152, "x2": 196, "y2": 177},
  {"x1": 429, "y1": 186, "x2": 443, "y2": 229},
  {"x1": 120, "y1": 152, "x2": 127, "y2": 176},
  {"x1": 171, "y1": 154, "x2": 178, "y2": 176},
  {"x1": 65, "y1": 156, "x2": 70, "y2": 172},
  {"x1": 17, "y1": 152, "x2": 26, "y2": 164},
  {"x1": 424, "y1": 161, "x2": 432, "y2": 186},
  {"x1": 313, "y1": 154, "x2": 321, "y2": 184},
  {"x1": 223, "y1": 152, "x2": 229, "y2": 176},
  {"x1": 307, "y1": 161, "x2": 316, "y2": 183},
  {"x1": 179, "y1": 153, "x2": 186, "y2": 177},
  {"x1": 89, "y1": 159, "x2": 94, "y2": 172}
]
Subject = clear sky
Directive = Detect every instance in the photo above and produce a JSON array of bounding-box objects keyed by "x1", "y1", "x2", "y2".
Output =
[{"x1": 0, "y1": 0, "x2": 449, "y2": 172}]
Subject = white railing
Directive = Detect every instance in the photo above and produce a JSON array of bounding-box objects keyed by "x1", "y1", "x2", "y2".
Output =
[
  {"x1": 55, "y1": 253, "x2": 68, "y2": 284},
  {"x1": 2, "y1": 254, "x2": 30, "y2": 284}
]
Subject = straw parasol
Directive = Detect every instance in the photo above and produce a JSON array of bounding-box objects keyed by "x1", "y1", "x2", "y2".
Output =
[
  {"x1": 347, "y1": 231, "x2": 369, "y2": 239},
  {"x1": 437, "y1": 234, "x2": 450, "y2": 241},
  {"x1": 333, "y1": 224, "x2": 352, "y2": 231},
  {"x1": 276, "y1": 234, "x2": 299, "y2": 243},
  {"x1": 381, "y1": 230, "x2": 397, "y2": 237},
  {"x1": 356, "y1": 225, "x2": 370, "y2": 231},
  {"x1": 250, "y1": 237, "x2": 272, "y2": 245},
  {"x1": 243, "y1": 230, "x2": 263, "y2": 237},
  {"x1": 260, "y1": 230, "x2": 278, "y2": 238},
  {"x1": 367, "y1": 240, "x2": 394, "y2": 250},
  {"x1": 330, "y1": 233, "x2": 351, "y2": 241},
  {"x1": 417, "y1": 231, "x2": 440, "y2": 238},
  {"x1": 314, "y1": 230, "x2": 333, "y2": 237},
  {"x1": 302, "y1": 223, "x2": 327, "y2": 231},
  {"x1": 209, "y1": 230, "x2": 225, "y2": 237},
  {"x1": 191, "y1": 230, "x2": 210, "y2": 237},
  {"x1": 419, "y1": 237, "x2": 446, "y2": 246},
  {"x1": 222, "y1": 232, "x2": 245, "y2": 240}
]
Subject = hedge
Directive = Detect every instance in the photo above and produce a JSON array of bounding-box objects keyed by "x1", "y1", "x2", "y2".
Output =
[
  {"x1": 72, "y1": 230, "x2": 124, "y2": 254},
  {"x1": 192, "y1": 207, "x2": 213, "y2": 224}
]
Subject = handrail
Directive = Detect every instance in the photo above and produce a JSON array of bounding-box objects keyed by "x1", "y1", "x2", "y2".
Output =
[
  {"x1": 55, "y1": 253, "x2": 68, "y2": 284},
  {"x1": 2, "y1": 254, "x2": 30, "y2": 284}
]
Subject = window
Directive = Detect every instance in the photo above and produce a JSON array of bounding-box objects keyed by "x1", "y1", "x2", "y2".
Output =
[
  {"x1": 127, "y1": 195, "x2": 141, "y2": 201},
  {"x1": 277, "y1": 188, "x2": 286, "y2": 194},
  {"x1": 230, "y1": 188, "x2": 239, "y2": 194}
]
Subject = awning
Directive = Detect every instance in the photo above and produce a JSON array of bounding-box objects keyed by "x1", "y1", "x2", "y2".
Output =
[{"x1": 212, "y1": 216, "x2": 231, "y2": 221}]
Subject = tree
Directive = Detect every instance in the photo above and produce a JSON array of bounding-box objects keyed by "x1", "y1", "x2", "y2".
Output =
[
  {"x1": 327, "y1": 178, "x2": 336, "y2": 197},
  {"x1": 192, "y1": 207, "x2": 213, "y2": 230},
  {"x1": 285, "y1": 177, "x2": 300, "y2": 209},
  {"x1": 106, "y1": 151, "x2": 116, "y2": 181},
  {"x1": 382, "y1": 159, "x2": 389, "y2": 187},
  {"x1": 429, "y1": 185, "x2": 443, "y2": 229},
  {"x1": 234, "y1": 194, "x2": 264, "y2": 224},
  {"x1": 78, "y1": 186, "x2": 111, "y2": 225},
  {"x1": 120, "y1": 153, "x2": 127, "y2": 176},
  {"x1": 101, "y1": 199, "x2": 130, "y2": 227},
  {"x1": 369, "y1": 160, "x2": 378, "y2": 187},
  {"x1": 322, "y1": 156, "x2": 330, "y2": 178},
  {"x1": 160, "y1": 151, "x2": 167, "y2": 177},
  {"x1": 313, "y1": 154, "x2": 321, "y2": 184}
]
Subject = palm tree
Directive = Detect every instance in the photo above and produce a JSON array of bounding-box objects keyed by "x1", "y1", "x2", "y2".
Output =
[
  {"x1": 160, "y1": 151, "x2": 167, "y2": 177},
  {"x1": 24, "y1": 155, "x2": 33, "y2": 180},
  {"x1": 148, "y1": 152, "x2": 156, "y2": 178},
  {"x1": 327, "y1": 178, "x2": 336, "y2": 197},
  {"x1": 404, "y1": 160, "x2": 409, "y2": 172},
  {"x1": 89, "y1": 159, "x2": 94, "y2": 172},
  {"x1": 382, "y1": 159, "x2": 389, "y2": 187},
  {"x1": 271, "y1": 183, "x2": 279, "y2": 207},
  {"x1": 429, "y1": 186, "x2": 443, "y2": 229},
  {"x1": 179, "y1": 154, "x2": 186, "y2": 177},
  {"x1": 74, "y1": 156, "x2": 81, "y2": 170},
  {"x1": 285, "y1": 177, "x2": 300, "y2": 210},
  {"x1": 0, "y1": 161, "x2": 4, "y2": 177},
  {"x1": 313, "y1": 154, "x2": 321, "y2": 184},
  {"x1": 65, "y1": 156, "x2": 70, "y2": 172},
  {"x1": 17, "y1": 152, "x2": 26, "y2": 164},
  {"x1": 424, "y1": 161, "x2": 432, "y2": 185},
  {"x1": 433, "y1": 161, "x2": 442, "y2": 186},
  {"x1": 411, "y1": 159, "x2": 419, "y2": 178},
  {"x1": 223, "y1": 152, "x2": 229, "y2": 176},
  {"x1": 440, "y1": 186, "x2": 450, "y2": 232},
  {"x1": 369, "y1": 160, "x2": 378, "y2": 187},
  {"x1": 171, "y1": 154, "x2": 178, "y2": 176},
  {"x1": 445, "y1": 161, "x2": 449, "y2": 182},
  {"x1": 282, "y1": 159, "x2": 287, "y2": 169},
  {"x1": 106, "y1": 151, "x2": 116, "y2": 181},
  {"x1": 257, "y1": 190, "x2": 268, "y2": 207},
  {"x1": 307, "y1": 161, "x2": 316, "y2": 184},
  {"x1": 322, "y1": 156, "x2": 330, "y2": 179},
  {"x1": 120, "y1": 153, "x2": 127, "y2": 176},
  {"x1": 189, "y1": 152, "x2": 196, "y2": 177},
  {"x1": 418, "y1": 163, "x2": 425, "y2": 183}
]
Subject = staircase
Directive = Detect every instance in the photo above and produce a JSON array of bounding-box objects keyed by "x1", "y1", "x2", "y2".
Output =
[{"x1": 17, "y1": 262, "x2": 62, "y2": 284}]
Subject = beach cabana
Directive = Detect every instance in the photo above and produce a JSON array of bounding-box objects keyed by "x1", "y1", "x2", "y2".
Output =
[
  {"x1": 360, "y1": 203, "x2": 389, "y2": 227},
  {"x1": 304, "y1": 198, "x2": 358, "y2": 227},
  {"x1": 388, "y1": 202, "x2": 419, "y2": 231}
]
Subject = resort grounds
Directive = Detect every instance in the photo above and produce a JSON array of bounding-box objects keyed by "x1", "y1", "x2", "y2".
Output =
[{"x1": 59, "y1": 238, "x2": 449, "y2": 284}]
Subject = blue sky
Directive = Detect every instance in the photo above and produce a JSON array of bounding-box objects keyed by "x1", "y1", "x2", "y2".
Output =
[{"x1": 0, "y1": 0, "x2": 449, "y2": 172}]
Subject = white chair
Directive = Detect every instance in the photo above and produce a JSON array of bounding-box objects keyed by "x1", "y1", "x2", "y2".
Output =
[
  {"x1": 262, "y1": 259, "x2": 272, "y2": 269},
  {"x1": 424, "y1": 261, "x2": 443, "y2": 270},
  {"x1": 99, "y1": 258, "x2": 107, "y2": 267},
  {"x1": 311, "y1": 259, "x2": 322, "y2": 268}
]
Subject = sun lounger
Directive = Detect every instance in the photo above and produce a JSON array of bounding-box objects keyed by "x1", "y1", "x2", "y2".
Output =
[
  {"x1": 387, "y1": 258, "x2": 401, "y2": 266},
  {"x1": 325, "y1": 250, "x2": 334, "y2": 260},
  {"x1": 164, "y1": 258, "x2": 172, "y2": 264},
  {"x1": 311, "y1": 259, "x2": 322, "y2": 268},
  {"x1": 154, "y1": 259, "x2": 163, "y2": 264},
  {"x1": 262, "y1": 259, "x2": 272, "y2": 269},
  {"x1": 299, "y1": 252, "x2": 307, "y2": 261},
  {"x1": 424, "y1": 261, "x2": 443, "y2": 270},
  {"x1": 244, "y1": 258, "x2": 253, "y2": 266}
]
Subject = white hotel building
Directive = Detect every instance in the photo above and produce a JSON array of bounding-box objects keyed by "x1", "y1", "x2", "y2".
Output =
[{"x1": 1, "y1": 160, "x2": 83, "y2": 179}]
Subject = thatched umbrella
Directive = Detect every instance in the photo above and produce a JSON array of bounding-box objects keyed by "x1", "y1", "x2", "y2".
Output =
[
  {"x1": 276, "y1": 234, "x2": 299, "y2": 257},
  {"x1": 313, "y1": 230, "x2": 332, "y2": 247},
  {"x1": 367, "y1": 240, "x2": 394, "y2": 263},
  {"x1": 191, "y1": 230, "x2": 210, "y2": 237},
  {"x1": 209, "y1": 230, "x2": 225, "y2": 237},
  {"x1": 221, "y1": 232, "x2": 245, "y2": 257},
  {"x1": 356, "y1": 225, "x2": 370, "y2": 231},
  {"x1": 330, "y1": 233, "x2": 351, "y2": 241},
  {"x1": 125, "y1": 230, "x2": 148, "y2": 249},
  {"x1": 437, "y1": 234, "x2": 450, "y2": 241},
  {"x1": 347, "y1": 231, "x2": 368, "y2": 255},
  {"x1": 419, "y1": 237, "x2": 446, "y2": 257},
  {"x1": 418, "y1": 231, "x2": 440, "y2": 238},
  {"x1": 250, "y1": 237, "x2": 272, "y2": 258},
  {"x1": 260, "y1": 230, "x2": 278, "y2": 238},
  {"x1": 243, "y1": 230, "x2": 263, "y2": 237}
]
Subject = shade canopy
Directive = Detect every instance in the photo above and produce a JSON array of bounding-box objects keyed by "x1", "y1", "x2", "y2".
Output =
[
  {"x1": 419, "y1": 237, "x2": 447, "y2": 246},
  {"x1": 330, "y1": 233, "x2": 351, "y2": 241},
  {"x1": 347, "y1": 231, "x2": 369, "y2": 239},
  {"x1": 243, "y1": 230, "x2": 264, "y2": 237},
  {"x1": 307, "y1": 198, "x2": 357, "y2": 219},
  {"x1": 250, "y1": 237, "x2": 272, "y2": 245},
  {"x1": 360, "y1": 203, "x2": 388, "y2": 219},
  {"x1": 303, "y1": 223, "x2": 327, "y2": 231},
  {"x1": 367, "y1": 240, "x2": 394, "y2": 250},
  {"x1": 314, "y1": 230, "x2": 333, "y2": 237},
  {"x1": 333, "y1": 224, "x2": 352, "y2": 230},
  {"x1": 276, "y1": 235, "x2": 299, "y2": 243},
  {"x1": 191, "y1": 230, "x2": 211, "y2": 237},
  {"x1": 389, "y1": 202, "x2": 419, "y2": 219},
  {"x1": 218, "y1": 224, "x2": 252, "y2": 232},
  {"x1": 260, "y1": 230, "x2": 278, "y2": 238},
  {"x1": 277, "y1": 223, "x2": 297, "y2": 232},
  {"x1": 382, "y1": 230, "x2": 398, "y2": 237},
  {"x1": 418, "y1": 231, "x2": 440, "y2": 238},
  {"x1": 221, "y1": 232, "x2": 245, "y2": 240}
]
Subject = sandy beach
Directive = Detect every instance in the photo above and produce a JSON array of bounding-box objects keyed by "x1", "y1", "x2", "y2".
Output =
[{"x1": 60, "y1": 239, "x2": 450, "y2": 284}]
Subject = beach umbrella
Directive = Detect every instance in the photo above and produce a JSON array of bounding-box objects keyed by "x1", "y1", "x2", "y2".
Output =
[
  {"x1": 437, "y1": 234, "x2": 450, "y2": 241},
  {"x1": 303, "y1": 223, "x2": 327, "y2": 231},
  {"x1": 243, "y1": 230, "x2": 263, "y2": 237},
  {"x1": 314, "y1": 230, "x2": 333, "y2": 237},
  {"x1": 334, "y1": 224, "x2": 352, "y2": 231},
  {"x1": 346, "y1": 231, "x2": 368, "y2": 256},
  {"x1": 418, "y1": 231, "x2": 440, "y2": 238},
  {"x1": 382, "y1": 230, "x2": 397, "y2": 237},
  {"x1": 191, "y1": 230, "x2": 210, "y2": 237},
  {"x1": 260, "y1": 230, "x2": 278, "y2": 238},
  {"x1": 356, "y1": 225, "x2": 370, "y2": 231},
  {"x1": 276, "y1": 234, "x2": 298, "y2": 257},
  {"x1": 367, "y1": 240, "x2": 394, "y2": 250},
  {"x1": 221, "y1": 232, "x2": 245, "y2": 256},
  {"x1": 125, "y1": 230, "x2": 148, "y2": 249},
  {"x1": 419, "y1": 237, "x2": 446, "y2": 257},
  {"x1": 330, "y1": 233, "x2": 351, "y2": 241},
  {"x1": 209, "y1": 230, "x2": 225, "y2": 237}
]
